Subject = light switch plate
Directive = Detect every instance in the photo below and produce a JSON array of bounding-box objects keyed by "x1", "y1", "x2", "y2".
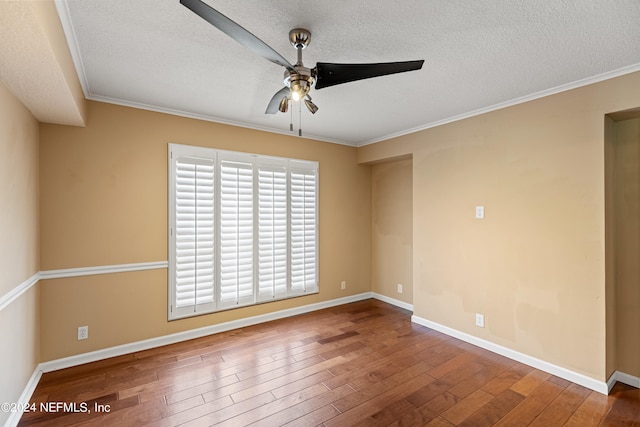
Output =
[{"x1": 475, "y1": 206, "x2": 485, "y2": 219}]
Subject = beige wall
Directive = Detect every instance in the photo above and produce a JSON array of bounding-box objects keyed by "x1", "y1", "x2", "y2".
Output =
[
  {"x1": 38, "y1": 101, "x2": 371, "y2": 361},
  {"x1": 0, "y1": 83, "x2": 40, "y2": 426},
  {"x1": 604, "y1": 116, "x2": 616, "y2": 378},
  {"x1": 371, "y1": 158, "x2": 412, "y2": 304},
  {"x1": 358, "y1": 71, "x2": 640, "y2": 382},
  {"x1": 613, "y1": 117, "x2": 640, "y2": 377}
]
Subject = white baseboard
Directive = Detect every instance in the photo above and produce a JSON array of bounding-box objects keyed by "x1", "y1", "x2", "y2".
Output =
[
  {"x1": 40, "y1": 292, "x2": 374, "y2": 373},
  {"x1": 371, "y1": 292, "x2": 413, "y2": 312},
  {"x1": 411, "y1": 314, "x2": 610, "y2": 395},
  {"x1": 4, "y1": 367, "x2": 42, "y2": 427},
  {"x1": 608, "y1": 370, "x2": 640, "y2": 391}
]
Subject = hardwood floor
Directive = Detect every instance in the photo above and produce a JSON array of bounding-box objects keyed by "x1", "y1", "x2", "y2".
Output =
[{"x1": 18, "y1": 299, "x2": 640, "y2": 426}]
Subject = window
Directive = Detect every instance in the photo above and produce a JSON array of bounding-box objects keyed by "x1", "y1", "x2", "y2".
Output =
[{"x1": 168, "y1": 143, "x2": 318, "y2": 320}]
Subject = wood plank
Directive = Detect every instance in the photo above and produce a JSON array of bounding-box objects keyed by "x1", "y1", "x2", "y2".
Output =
[
  {"x1": 324, "y1": 371, "x2": 436, "y2": 427},
  {"x1": 399, "y1": 391, "x2": 461, "y2": 425},
  {"x1": 440, "y1": 388, "x2": 495, "y2": 425},
  {"x1": 426, "y1": 416, "x2": 456, "y2": 426},
  {"x1": 601, "y1": 382, "x2": 640, "y2": 425},
  {"x1": 563, "y1": 390, "x2": 615, "y2": 427},
  {"x1": 76, "y1": 398, "x2": 164, "y2": 427},
  {"x1": 317, "y1": 330, "x2": 360, "y2": 345},
  {"x1": 250, "y1": 383, "x2": 356, "y2": 427},
  {"x1": 281, "y1": 404, "x2": 340, "y2": 427},
  {"x1": 228, "y1": 356, "x2": 347, "y2": 403},
  {"x1": 331, "y1": 362, "x2": 432, "y2": 414},
  {"x1": 428, "y1": 352, "x2": 478, "y2": 379},
  {"x1": 200, "y1": 355, "x2": 327, "y2": 402},
  {"x1": 162, "y1": 372, "x2": 239, "y2": 405},
  {"x1": 458, "y1": 388, "x2": 525, "y2": 426},
  {"x1": 159, "y1": 394, "x2": 204, "y2": 418},
  {"x1": 215, "y1": 382, "x2": 329, "y2": 426},
  {"x1": 352, "y1": 398, "x2": 416, "y2": 426},
  {"x1": 271, "y1": 370, "x2": 334, "y2": 399},
  {"x1": 509, "y1": 368, "x2": 552, "y2": 396},
  {"x1": 448, "y1": 366, "x2": 505, "y2": 398},
  {"x1": 405, "y1": 379, "x2": 455, "y2": 408},
  {"x1": 481, "y1": 362, "x2": 534, "y2": 396},
  {"x1": 152, "y1": 395, "x2": 234, "y2": 427},
  {"x1": 528, "y1": 382, "x2": 591, "y2": 426},
  {"x1": 494, "y1": 380, "x2": 564, "y2": 426},
  {"x1": 174, "y1": 391, "x2": 275, "y2": 427}
]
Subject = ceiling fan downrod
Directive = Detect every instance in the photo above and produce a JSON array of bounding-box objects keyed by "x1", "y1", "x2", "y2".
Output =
[{"x1": 284, "y1": 29, "x2": 315, "y2": 103}]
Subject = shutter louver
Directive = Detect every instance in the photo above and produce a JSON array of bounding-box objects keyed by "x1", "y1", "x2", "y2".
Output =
[
  {"x1": 290, "y1": 168, "x2": 317, "y2": 293},
  {"x1": 220, "y1": 160, "x2": 254, "y2": 307},
  {"x1": 258, "y1": 165, "x2": 288, "y2": 300},
  {"x1": 174, "y1": 157, "x2": 215, "y2": 311}
]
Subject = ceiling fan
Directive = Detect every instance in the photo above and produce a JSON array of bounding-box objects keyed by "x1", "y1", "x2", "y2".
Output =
[{"x1": 180, "y1": 0, "x2": 424, "y2": 116}]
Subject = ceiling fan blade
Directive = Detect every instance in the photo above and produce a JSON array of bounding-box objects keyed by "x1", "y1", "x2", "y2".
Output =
[
  {"x1": 314, "y1": 60, "x2": 424, "y2": 90},
  {"x1": 180, "y1": 0, "x2": 294, "y2": 71},
  {"x1": 265, "y1": 87, "x2": 290, "y2": 114}
]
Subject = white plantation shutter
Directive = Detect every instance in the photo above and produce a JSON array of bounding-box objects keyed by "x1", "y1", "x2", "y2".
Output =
[
  {"x1": 219, "y1": 158, "x2": 254, "y2": 308},
  {"x1": 169, "y1": 144, "x2": 318, "y2": 320},
  {"x1": 290, "y1": 164, "x2": 318, "y2": 293},
  {"x1": 257, "y1": 162, "x2": 288, "y2": 301},
  {"x1": 170, "y1": 155, "x2": 215, "y2": 318}
]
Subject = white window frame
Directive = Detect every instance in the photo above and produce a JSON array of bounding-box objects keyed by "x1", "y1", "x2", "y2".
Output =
[{"x1": 168, "y1": 143, "x2": 319, "y2": 320}]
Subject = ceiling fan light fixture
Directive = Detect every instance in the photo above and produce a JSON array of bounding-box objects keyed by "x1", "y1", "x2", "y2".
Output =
[
  {"x1": 278, "y1": 96, "x2": 289, "y2": 113},
  {"x1": 290, "y1": 80, "x2": 310, "y2": 101},
  {"x1": 304, "y1": 98, "x2": 318, "y2": 114}
]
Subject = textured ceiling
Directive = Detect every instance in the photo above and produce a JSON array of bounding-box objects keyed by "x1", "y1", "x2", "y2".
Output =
[
  {"x1": 56, "y1": 0, "x2": 640, "y2": 146},
  {"x1": 0, "y1": 1, "x2": 85, "y2": 126}
]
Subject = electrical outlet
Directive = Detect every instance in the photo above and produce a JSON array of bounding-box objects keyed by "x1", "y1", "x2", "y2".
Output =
[
  {"x1": 475, "y1": 314, "x2": 485, "y2": 328},
  {"x1": 397, "y1": 284, "x2": 403, "y2": 294},
  {"x1": 341, "y1": 281, "x2": 346, "y2": 290},
  {"x1": 78, "y1": 326, "x2": 89, "y2": 340}
]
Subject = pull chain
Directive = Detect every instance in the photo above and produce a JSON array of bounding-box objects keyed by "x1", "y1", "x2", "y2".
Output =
[
  {"x1": 298, "y1": 101, "x2": 302, "y2": 136},
  {"x1": 289, "y1": 100, "x2": 293, "y2": 132}
]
